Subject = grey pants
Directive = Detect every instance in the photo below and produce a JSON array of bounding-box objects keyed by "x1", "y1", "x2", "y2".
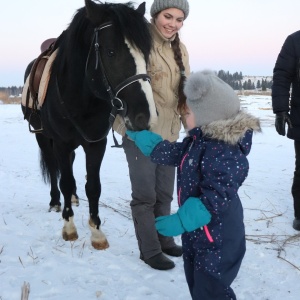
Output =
[{"x1": 123, "y1": 137, "x2": 176, "y2": 260}]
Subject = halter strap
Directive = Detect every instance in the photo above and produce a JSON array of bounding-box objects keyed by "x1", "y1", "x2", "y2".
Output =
[
  {"x1": 90, "y1": 23, "x2": 151, "y2": 113},
  {"x1": 115, "y1": 74, "x2": 150, "y2": 97}
]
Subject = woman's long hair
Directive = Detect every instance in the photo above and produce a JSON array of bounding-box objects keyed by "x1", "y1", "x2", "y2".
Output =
[{"x1": 171, "y1": 33, "x2": 187, "y2": 113}]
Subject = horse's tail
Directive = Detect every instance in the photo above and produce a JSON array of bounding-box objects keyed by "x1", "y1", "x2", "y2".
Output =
[{"x1": 39, "y1": 143, "x2": 60, "y2": 184}]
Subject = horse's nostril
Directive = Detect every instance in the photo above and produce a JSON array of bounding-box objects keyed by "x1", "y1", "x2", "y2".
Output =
[{"x1": 134, "y1": 113, "x2": 148, "y2": 130}]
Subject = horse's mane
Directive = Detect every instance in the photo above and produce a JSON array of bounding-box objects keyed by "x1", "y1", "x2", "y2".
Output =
[
  {"x1": 101, "y1": 2, "x2": 152, "y2": 62},
  {"x1": 55, "y1": 2, "x2": 152, "y2": 78}
]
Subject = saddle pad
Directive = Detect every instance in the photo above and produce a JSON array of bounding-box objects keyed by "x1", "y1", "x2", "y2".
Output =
[{"x1": 21, "y1": 49, "x2": 58, "y2": 109}]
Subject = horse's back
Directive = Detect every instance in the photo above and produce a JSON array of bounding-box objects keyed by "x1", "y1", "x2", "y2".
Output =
[{"x1": 24, "y1": 59, "x2": 35, "y2": 83}]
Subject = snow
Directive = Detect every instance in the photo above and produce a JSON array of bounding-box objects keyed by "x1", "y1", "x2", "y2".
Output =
[{"x1": 1, "y1": 96, "x2": 300, "y2": 300}]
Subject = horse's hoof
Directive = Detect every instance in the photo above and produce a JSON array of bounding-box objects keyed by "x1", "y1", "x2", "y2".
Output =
[
  {"x1": 92, "y1": 240, "x2": 109, "y2": 250},
  {"x1": 48, "y1": 205, "x2": 61, "y2": 212},
  {"x1": 62, "y1": 231, "x2": 78, "y2": 241},
  {"x1": 62, "y1": 216, "x2": 78, "y2": 241},
  {"x1": 89, "y1": 219, "x2": 109, "y2": 250}
]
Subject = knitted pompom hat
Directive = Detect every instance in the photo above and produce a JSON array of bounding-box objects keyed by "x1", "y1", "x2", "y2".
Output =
[
  {"x1": 150, "y1": 0, "x2": 189, "y2": 19},
  {"x1": 184, "y1": 70, "x2": 240, "y2": 127}
]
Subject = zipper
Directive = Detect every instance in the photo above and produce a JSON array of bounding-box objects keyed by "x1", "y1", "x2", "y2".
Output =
[
  {"x1": 178, "y1": 187, "x2": 181, "y2": 206},
  {"x1": 180, "y1": 152, "x2": 188, "y2": 172},
  {"x1": 180, "y1": 134, "x2": 213, "y2": 242},
  {"x1": 203, "y1": 225, "x2": 214, "y2": 243},
  {"x1": 178, "y1": 153, "x2": 188, "y2": 207}
]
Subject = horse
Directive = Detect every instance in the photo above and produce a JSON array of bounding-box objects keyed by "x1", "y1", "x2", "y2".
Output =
[{"x1": 21, "y1": 0, "x2": 157, "y2": 250}]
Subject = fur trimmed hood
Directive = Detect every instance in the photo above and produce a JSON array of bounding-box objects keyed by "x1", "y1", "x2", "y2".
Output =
[{"x1": 196, "y1": 110, "x2": 261, "y2": 145}]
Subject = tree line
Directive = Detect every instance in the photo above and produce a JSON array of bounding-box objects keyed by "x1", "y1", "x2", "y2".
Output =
[
  {"x1": 217, "y1": 70, "x2": 273, "y2": 91},
  {"x1": 1, "y1": 70, "x2": 273, "y2": 96},
  {"x1": 0, "y1": 86, "x2": 23, "y2": 96}
]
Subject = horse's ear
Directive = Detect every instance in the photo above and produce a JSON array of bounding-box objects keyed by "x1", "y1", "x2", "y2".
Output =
[
  {"x1": 136, "y1": 2, "x2": 146, "y2": 16},
  {"x1": 85, "y1": 0, "x2": 95, "y2": 11},
  {"x1": 85, "y1": 0, "x2": 105, "y2": 24}
]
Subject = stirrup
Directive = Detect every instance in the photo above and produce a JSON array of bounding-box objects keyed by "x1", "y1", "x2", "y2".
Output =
[{"x1": 28, "y1": 111, "x2": 43, "y2": 133}]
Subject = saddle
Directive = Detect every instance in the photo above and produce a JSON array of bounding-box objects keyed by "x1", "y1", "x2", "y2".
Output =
[
  {"x1": 29, "y1": 38, "x2": 57, "y2": 104},
  {"x1": 22, "y1": 38, "x2": 57, "y2": 133}
]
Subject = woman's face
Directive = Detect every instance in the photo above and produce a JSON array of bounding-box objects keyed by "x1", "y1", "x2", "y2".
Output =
[{"x1": 154, "y1": 8, "x2": 184, "y2": 39}]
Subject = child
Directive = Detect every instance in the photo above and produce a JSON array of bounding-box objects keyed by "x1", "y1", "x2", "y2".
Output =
[{"x1": 126, "y1": 70, "x2": 261, "y2": 299}]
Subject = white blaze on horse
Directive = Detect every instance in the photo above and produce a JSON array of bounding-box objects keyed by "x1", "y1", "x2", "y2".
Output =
[{"x1": 21, "y1": 0, "x2": 157, "y2": 250}]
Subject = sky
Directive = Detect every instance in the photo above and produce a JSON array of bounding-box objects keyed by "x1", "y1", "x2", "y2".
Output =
[
  {"x1": 1, "y1": 0, "x2": 300, "y2": 87},
  {"x1": 1, "y1": 96, "x2": 300, "y2": 299}
]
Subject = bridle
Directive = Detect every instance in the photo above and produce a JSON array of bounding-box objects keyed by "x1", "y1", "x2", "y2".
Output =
[
  {"x1": 56, "y1": 22, "x2": 151, "y2": 143},
  {"x1": 86, "y1": 22, "x2": 151, "y2": 130}
]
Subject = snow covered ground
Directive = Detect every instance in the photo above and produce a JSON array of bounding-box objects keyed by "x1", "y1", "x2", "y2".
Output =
[{"x1": 1, "y1": 95, "x2": 300, "y2": 300}]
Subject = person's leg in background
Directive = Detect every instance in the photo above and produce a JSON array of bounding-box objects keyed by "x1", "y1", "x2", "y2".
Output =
[{"x1": 292, "y1": 140, "x2": 300, "y2": 230}]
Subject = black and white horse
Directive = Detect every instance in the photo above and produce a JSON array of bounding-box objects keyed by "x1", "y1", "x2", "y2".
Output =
[{"x1": 21, "y1": 0, "x2": 157, "y2": 249}]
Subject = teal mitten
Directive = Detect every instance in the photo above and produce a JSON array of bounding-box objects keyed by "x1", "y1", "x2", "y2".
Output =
[
  {"x1": 177, "y1": 197, "x2": 211, "y2": 232},
  {"x1": 155, "y1": 197, "x2": 211, "y2": 237},
  {"x1": 155, "y1": 214, "x2": 185, "y2": 237},
  {"x1": 126, "y1": 130, "x2": 163, "y2": 156}
]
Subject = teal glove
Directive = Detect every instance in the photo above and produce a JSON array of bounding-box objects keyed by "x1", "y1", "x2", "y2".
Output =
[
  {"x1": 155, "y1": 197, "x2": 211, "y2": 236},
  {"x1": 126, "y1": 130, "x2": 163, "y2": 156},
  {"x1": 155, "y1": 214, "x2": 185, "y2": 237}
]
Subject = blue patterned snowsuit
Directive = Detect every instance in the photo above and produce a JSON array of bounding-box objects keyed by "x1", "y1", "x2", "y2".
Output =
[{"x1": 150, "y1": 112, "x2": 260, "y2": 299}]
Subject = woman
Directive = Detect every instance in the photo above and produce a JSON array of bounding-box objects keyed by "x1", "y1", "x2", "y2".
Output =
[{"x1": 113, "y1": 0, "x2": 190, "y2": 270}]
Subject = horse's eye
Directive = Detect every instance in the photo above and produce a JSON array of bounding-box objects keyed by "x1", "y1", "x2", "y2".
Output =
[{"x1": 107, "y1": 49, "x2": 115, "y2": 57}]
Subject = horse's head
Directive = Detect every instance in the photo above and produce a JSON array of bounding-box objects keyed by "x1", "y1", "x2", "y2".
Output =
[{"x1": 83, "y1": 0, "x2": 157, "y2": 132}]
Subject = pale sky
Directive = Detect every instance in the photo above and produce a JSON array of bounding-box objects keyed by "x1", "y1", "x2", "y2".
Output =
[{"x1": 1, "y1": 0, "x2": 300, "y2": 86}]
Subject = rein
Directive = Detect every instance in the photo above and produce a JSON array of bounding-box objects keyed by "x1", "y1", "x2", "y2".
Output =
[{"x1": 56, "y1": 22, "x2": 150, "y2": 143}]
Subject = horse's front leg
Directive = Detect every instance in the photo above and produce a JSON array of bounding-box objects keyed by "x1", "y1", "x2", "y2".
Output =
[
  {"x1": 55, "y1": 145, "x2": 78, "y2": 242},
  {"x1": 85, "y1": 139, "x2": 109, "y2": 250},
  {"x1": 61, "y1": 176, "x2": 78, "y2": 242}
]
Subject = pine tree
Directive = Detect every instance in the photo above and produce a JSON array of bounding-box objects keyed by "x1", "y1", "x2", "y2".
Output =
[{"x1": 256, "y1": 80, "x2": 261, "y2": 89}]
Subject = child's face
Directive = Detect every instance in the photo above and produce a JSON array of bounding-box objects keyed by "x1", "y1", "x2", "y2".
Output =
[{"x1": 185, "y1": 106, "x2": 196, "y2": 130}]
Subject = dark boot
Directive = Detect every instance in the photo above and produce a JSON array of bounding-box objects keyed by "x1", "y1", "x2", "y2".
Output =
[
  {"x1": 293, "y1": 218, "x2": 300, "y2": 231},
  {"x1": 141, "y1": 253, "x2": 175, "y2": 270},
  {"x1": 162, "y1": 245, "x2": 183, "y2": 257}
]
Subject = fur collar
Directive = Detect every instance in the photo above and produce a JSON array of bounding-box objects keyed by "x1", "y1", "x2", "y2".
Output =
[{"x1": 199, "y1": 111, "x2": 261, "y2": 145}]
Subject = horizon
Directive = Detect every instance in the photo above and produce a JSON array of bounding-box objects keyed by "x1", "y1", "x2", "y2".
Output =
[
  {"x1": 0, "y1": 73, "x2": 273, "y2": 88},
  {"x1": 1, "y1": 0, "x2": 300, "y2": 86}
]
